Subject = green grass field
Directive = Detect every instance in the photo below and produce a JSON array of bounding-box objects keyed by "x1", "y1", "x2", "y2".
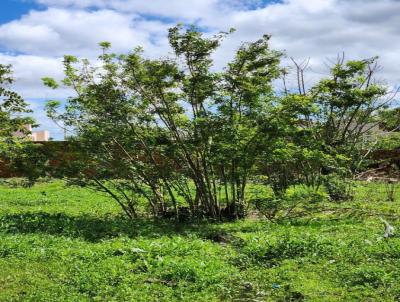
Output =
[{"x1": 1, "y1": 180, "x2": 400, "y2": 301}]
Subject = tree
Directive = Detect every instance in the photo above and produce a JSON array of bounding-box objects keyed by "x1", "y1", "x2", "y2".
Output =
[
  {"x1": 44, "y1": 26, "x2": 392, "y2": 220},
  {"x1": 259, "y1": 56, "x2": 390, "y2": 199},
  {"x1": 0, "y1": 64, "x2": 34, "y2": 176},
  {"x1": 0, "y1": 64, "x2": 32, "y2": 140},
  {"x1": 44, "y1": 25, "x2": 283, "y2": 220},
  {"x1": 249, "y1": 56, "x2": 391, "y2": 221}
]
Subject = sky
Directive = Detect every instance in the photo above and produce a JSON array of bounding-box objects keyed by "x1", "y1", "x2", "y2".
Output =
[{"x1": 0, "y1": 0, "x2": 399, "y2": 139}]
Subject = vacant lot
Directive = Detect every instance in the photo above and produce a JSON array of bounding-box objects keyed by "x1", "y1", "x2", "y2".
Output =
[{"x1": 0, "y1": 181, "x2": 399, "y2": 301}]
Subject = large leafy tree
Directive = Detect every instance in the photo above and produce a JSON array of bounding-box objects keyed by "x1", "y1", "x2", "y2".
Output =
[
  {"x1": 44, "y1": 26, "x2": 390, "y2": 220},
  {"x1": 44, "y1": 25, "x2": 283, "y2": 219}
]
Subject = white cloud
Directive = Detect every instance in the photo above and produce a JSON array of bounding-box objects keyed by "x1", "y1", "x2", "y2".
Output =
[
  {"x1": 211, "y1": 0, "x2": 400, "y2": 87},
  {"x1": 0, "y1": 53, "x2": 71, "y2": 136},
  {"x1": 0, "y1": 8, "x2": 173, "y2": 57},
  {"x1": 0, "y1": 53, "x2": 69, "y2": 98}
]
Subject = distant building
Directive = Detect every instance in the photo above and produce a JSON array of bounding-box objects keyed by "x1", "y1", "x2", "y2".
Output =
[
  {"x1": 14, "y1": 124, "x2": 50, "y2": 142},
  {"x1": 32, "y1": 130, "x2": 50, "y2": 142}
]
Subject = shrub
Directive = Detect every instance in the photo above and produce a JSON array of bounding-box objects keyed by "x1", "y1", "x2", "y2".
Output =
[
  {"x1": 251, "y1": 185, "x2": 329, "y2": 221},
  {"x1": 323, "y1": 175, "x2": 354, "y2": 202},
  {"x1": 285, "y1": 185, "x2": 329, "y2": 204}
]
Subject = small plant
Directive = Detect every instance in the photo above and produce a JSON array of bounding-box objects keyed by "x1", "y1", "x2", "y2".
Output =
[
  {"x1": 323, "y1": 175, "x2": 355, "y2": 202},
  {"x1": 251, "y1": 185, "x2": 329, "y2": 221},
  {"x1": 252, "y1": 196, "x2": 282, "y2": 221},
  {"x1": 384, "y1": 180, "x2": 397, "y2": 202},
  {"x1": 0, "y1": 177, "x2": 34, "y2": 188},
  {"x1": 285, "y1": 185, "x2": 329, "y2": 204},
  {"x1": 383, "y1": 165, "x2": 399, "y2": 202}
]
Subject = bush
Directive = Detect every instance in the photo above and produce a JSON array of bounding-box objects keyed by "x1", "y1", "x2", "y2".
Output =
[
  {"x1": 236, "y1": 231, "x2": 336, "y2": 266},
  {"x1": 252, "y1": 196, "x2": 282, "y2": 221},
  {"x1": 0, "y1": 177, "x2": 35, "y2": 188},
  {"x1": 376, "y1": 132, "x2": 400, "y2": 150},
  {"x1": 285, "y1": 186, "x2": 329, "y2": 204},
  {"x1": 323, "y1": 176, "x2": 354, "y2": 202},
  {"x1": 251, "y1": 185, "x2": 329, "y2": 221}
]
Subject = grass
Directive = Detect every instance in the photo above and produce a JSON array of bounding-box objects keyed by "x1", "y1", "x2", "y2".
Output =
[{"x1": 0, "y1": 180, "x2": 400, "y2": 301}]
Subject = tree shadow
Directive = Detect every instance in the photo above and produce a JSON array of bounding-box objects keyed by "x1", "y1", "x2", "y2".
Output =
[
  {"x1": 0, "y1": 212, "x2": 226, "y2": 242},
  {"x1": 0, "y1": 211, "x2": 360, "y2": 242}
]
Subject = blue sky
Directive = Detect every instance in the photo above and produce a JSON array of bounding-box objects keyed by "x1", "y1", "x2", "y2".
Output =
[
  {"x1": 1, "y1": 0, "x2": 399, "y2": 139},
  {"x1": 0, "y1": 1, "x2": 39, "y2": 24}
]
